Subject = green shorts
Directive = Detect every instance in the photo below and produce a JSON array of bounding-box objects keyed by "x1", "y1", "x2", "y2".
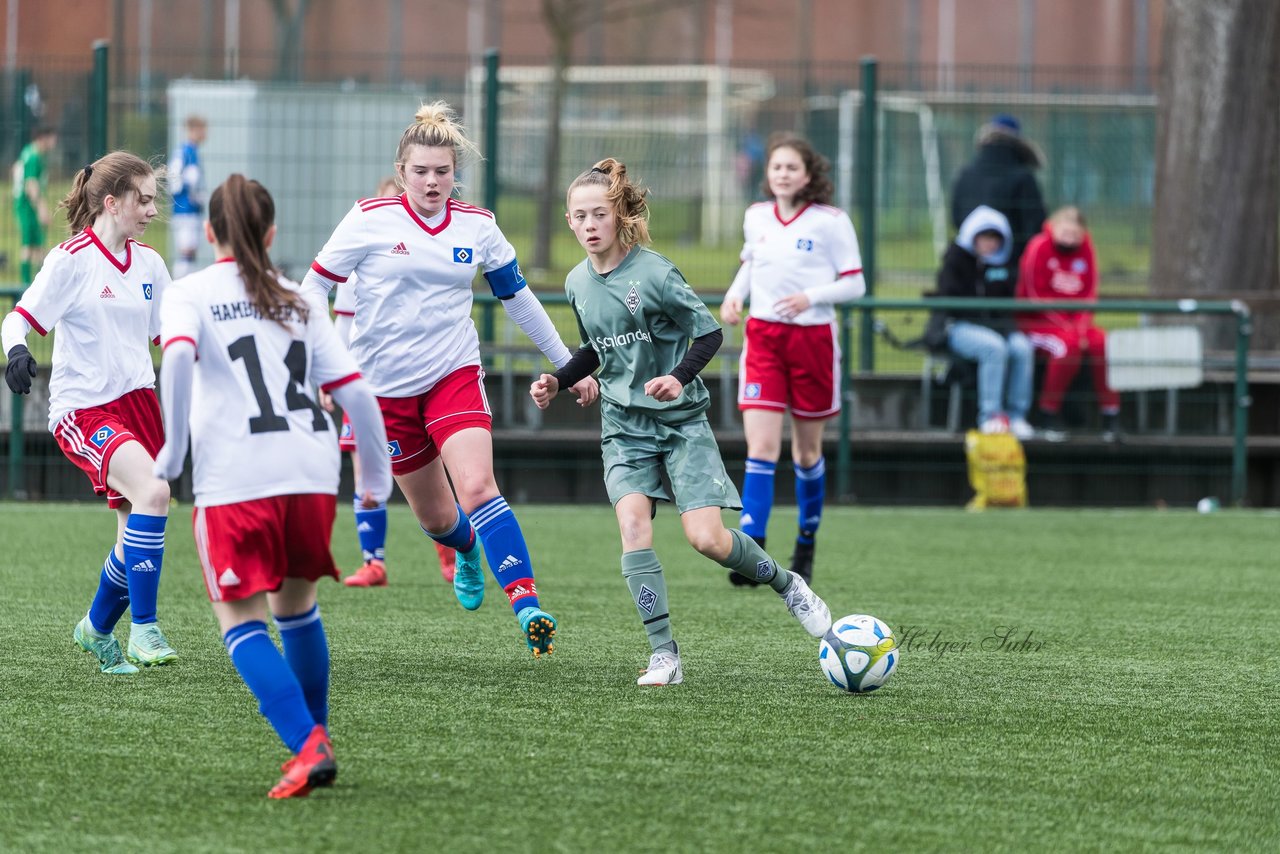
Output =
[
  {"x1": 16, "y1": 207, "x2": 43, "y2": 248},
  {"x1": 601, "y1": 411, "x2": 742, "y2": 514}
]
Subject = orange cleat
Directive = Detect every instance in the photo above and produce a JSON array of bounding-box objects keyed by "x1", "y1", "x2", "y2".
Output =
[
  {"x1": 435, "y1": 542, "x2": 457, "y2": 583},
  {"x1": 343, "y1": 559, "x2": 387, "y2": 588},
  {"x1": 269, "y1": 725, "x2": 337, "y2": 799}
]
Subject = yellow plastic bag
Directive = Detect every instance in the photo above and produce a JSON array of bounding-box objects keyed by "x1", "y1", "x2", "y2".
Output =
[{"x1": 964, "y1": 430, "x2": 1028, "y2": 510}]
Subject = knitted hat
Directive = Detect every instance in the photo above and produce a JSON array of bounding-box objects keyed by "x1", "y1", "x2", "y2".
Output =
[{"x1": 990, "y1": 113, "x2": 1021, "y2": 135}]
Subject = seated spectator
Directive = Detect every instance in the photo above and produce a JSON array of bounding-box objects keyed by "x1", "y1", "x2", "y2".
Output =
[
  {"x1": 1016, "y1": 206, "x2": 1121, "y2": 441},
  {"x1": 936, "y1": 206, "x2": 1034, "y2": 438}
]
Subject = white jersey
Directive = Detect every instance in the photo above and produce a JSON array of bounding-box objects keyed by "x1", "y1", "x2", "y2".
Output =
[
  {"x1": 160, "y1": 260, "x2": 361, "y2": 506},
  {"x1": 14, "y1": 227, "x2": 170, "y2": 431},
  {"x1": 307, "y1": 195, "x2": 516, "y2": 397},
  {"x1": 736, "y1": 202, "x2": 863, "y2": 325}
]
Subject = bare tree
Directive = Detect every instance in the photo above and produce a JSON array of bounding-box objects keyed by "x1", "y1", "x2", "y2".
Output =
[
  {"x1": 532, "y1": 0, "x2": 694, "y2": 272},
  {"x1": 1152, "y1": 0, "x2": 1280, "y2": 349},
  {"x1": 269, "y1": 0, "x2": 312, "y2": 82}
]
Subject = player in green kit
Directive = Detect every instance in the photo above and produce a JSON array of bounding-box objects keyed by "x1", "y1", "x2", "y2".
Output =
[
  {"x1": 530, "y1": 158, "x2": 832, "y2": 687},
  {"x1": 12, "y1": 126, "x2": 57, "y2": 284}
]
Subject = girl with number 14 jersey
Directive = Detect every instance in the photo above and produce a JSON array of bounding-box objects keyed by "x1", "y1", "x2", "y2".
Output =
[{"x1": 153, "y1": 174, "x2": 390, "y2": 798}]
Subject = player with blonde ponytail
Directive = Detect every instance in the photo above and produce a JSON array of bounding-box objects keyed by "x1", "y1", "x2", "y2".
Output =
[{"x1": 304, "y1": 102, "x2": 595, "y2": 656}]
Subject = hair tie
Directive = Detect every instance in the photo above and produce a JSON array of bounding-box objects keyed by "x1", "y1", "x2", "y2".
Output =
[
  {"x1": 590, "y1": 166, "x2": 608, "y2": 174},
  {"x1": 82, "y1": 164, "x2": 93, "y2": 178}
]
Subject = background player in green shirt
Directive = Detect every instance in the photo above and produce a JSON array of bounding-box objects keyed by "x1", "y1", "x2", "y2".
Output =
[
  {"x1": 12, "y1": 126, "x2": 57, "y2": 284},
  {"x1": 530, "y1": 158, "x2": 833, "y2": 687}
]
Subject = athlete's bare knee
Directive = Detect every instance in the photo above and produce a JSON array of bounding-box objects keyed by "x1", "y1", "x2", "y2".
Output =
[
  {"x1": 134, "y1": 478, "x2": 170, "y2": 515},
  {"x1": 455, "y1": 482, "x2": 500, "y2": 514},
  {"x1": 685, "y1": 527, "x2": 727, "y2": 560},
  {"x1": 617, "y1": 517, "x2": 651, "y2": 550}
]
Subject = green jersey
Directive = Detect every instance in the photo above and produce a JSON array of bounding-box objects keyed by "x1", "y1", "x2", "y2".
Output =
[
  {"x1": 12, "y1": 142, "x2": 45, "y2": 213},
  {"x1": 565, "y1": 246, "x2": 721, "y2": 427}
]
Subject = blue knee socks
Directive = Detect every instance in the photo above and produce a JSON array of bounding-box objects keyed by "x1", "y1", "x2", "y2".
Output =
[
  {"x1": 273, "y1": 604, "x2": 330, "y2": 727},
  {"x1": 224, "y1": 621, "x2": 315, "y2": 753},
  {"x1": 794, "y1": 457, "x2": 826, "y2": 545},
  {"x1": 353, "y1": 500, "x2": 387, "y2": 563},
  {"x1": 470, "y1": 496, "x2": 540, "y2": 614},
  {"x1": 740, "y1": 458, "x2": 777, "y2": 540},
  {"x1": 87, "y1": 548, "x2": 130, "y2": 634},
  {"x1": 122, "y1": 513, "x2": 166, "y2": 625}
]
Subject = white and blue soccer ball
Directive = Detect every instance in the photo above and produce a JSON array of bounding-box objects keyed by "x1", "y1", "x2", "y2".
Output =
[{"x1": 819, "y1": 614, "x2": 899, "y2": 693}]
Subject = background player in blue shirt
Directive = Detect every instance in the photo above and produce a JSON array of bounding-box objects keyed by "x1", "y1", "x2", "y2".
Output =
[{"x1": 168, "y1": 114, "x2": 207, "y2": 277}]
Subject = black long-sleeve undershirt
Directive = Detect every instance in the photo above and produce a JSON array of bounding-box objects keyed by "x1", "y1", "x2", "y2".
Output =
[{"x1": 552, "y1": 328, "x2": 724, "y2": 391}]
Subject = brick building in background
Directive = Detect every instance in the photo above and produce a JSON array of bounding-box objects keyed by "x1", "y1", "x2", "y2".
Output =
[{"x1": 5, "y1": 1, "x2": 1162, "y2": 88}]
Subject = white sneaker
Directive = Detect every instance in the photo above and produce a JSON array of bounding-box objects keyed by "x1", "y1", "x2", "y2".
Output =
[
  {"x1": 637, "y1": 649, "x2": 683, "y2": 686},
  {"x1": 979, "y1": 414, "x2": 1010, "y2": 434},
  {"x1": 1009, "y1": 417, "x2": 1035, "y2": 440},
  {"x1": 780, "y1": 572, "x2": 832, "y2": 637}
]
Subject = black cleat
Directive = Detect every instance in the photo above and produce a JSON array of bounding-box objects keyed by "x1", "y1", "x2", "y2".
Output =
[{"x1": 789, "y1": 540, "x2": 815, "y2": 584}]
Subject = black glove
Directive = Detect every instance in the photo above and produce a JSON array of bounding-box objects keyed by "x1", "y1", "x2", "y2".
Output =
[{"x1": 5, "y1": 344, "x2": 38, "y2": 394}]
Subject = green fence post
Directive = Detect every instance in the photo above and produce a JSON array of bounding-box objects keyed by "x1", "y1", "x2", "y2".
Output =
[
  {"x1": 839, "y1": 56, "x2": 877, "y2": 500},
  {"x1": 90, "y1": 40, "x2": 109, "y2": 160},
  {"x1": 483, "y1": 48, "x2": 500, "y2": 215},
  {"x1": 1231, "y1": 303, "x2": 1252, "y2": 506},
  {"x1": 857, "y1": 55, "x2": 878, "y2": 372}
]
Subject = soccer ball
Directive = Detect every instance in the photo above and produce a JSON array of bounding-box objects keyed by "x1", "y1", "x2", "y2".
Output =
[{"x1": 819, "y1": 614, "x2": 899, "y2": 693}]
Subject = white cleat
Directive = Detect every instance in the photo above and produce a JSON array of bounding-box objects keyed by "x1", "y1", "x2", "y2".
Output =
[
  {"x1": 637, "y1": 649, "x2": 683, "y2": 687},
  {"x1": 780, "y1": 571, "x2": 832, "y2": 637}
]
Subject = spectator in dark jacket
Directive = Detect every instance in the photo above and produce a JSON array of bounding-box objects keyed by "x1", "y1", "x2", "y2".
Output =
[
  {"x1": 937, "y1": 205, "x2": 1034, "y2": 438},
  {"x1": 951, "y1": 113, "x2": 1047, "y2": 272}
]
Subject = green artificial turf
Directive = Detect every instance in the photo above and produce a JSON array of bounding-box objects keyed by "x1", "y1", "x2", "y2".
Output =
[{"x1": 1, "y1": 503, "x2": 1276, "y2": 852}]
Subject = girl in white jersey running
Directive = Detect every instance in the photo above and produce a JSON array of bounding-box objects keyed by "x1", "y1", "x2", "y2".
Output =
[
  {"x1": 719, "y1": 132, "x2": 865, "y2": 587},
  {"x1": 153, "y1": 175, "x2": 391, "y2": 798},
  {"x1": 327, "y1": 176, "x2": 458, "y2": 589},
  {"x1": 303, "y1": 102, "x2": 596, "y2": 656},
  {"x1": 3, "y1": 151, "x2": 178, "y2": 675}
]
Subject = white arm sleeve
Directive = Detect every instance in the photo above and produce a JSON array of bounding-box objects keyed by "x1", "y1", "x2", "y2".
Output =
[
  {"x1": 301, "y1": 269, "x2": 335, "y2": 301},
  {"x1": 329, "y1": 378, "x2": 392, "y2": 504},
  {"x1": 333, "y1": 312, "x2": 354, "y2": 349},
  {"x1": 153, "y1": 341, "x2": 195, "y2": 481},
  {"x1": 2, "y1": 311, "x2": 32, "y2": 355},
  {"x1": 725, "y1": 262, "x2": 752, "y2": 303},
  {"x1": 500, "y1": 287, "x2": 572, "y2": 368},
  {"x1": 805, "y1": 272, "x2": 867, "y2": 306}
]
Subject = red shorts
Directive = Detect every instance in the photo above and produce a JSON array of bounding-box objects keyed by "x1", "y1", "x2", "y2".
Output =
[
  {"x1": 379, "y1": 365, "x2": 492, "y2": 476},
  {"x1": 53, "y1": 388, "x2": 165, "y2": 509},
  {"x1": 338, "y1": 411, "x2": 356, "y2": 452},
  {"x1": 193, "y1": 494, "x2": 338, "y2": 603},
  {"x1": 738, "y1": 318, "x2": 841, "y2": 419}
]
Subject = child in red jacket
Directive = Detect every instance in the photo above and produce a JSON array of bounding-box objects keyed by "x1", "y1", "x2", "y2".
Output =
[{"x1": 1016, "y1": 206, "x2": 1120, "y2": 440}]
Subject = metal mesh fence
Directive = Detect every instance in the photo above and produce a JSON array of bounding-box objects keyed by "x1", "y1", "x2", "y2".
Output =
[{"x1": 0, "y1": 50, "x2": 1267, "y2": 506}]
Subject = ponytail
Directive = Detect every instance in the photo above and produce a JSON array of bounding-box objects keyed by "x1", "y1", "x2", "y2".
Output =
[
  {"x1": 60, "y1": 151, "x2": 155, "y2": 235},
  {"x1": 208, "y1": 174, "x2": 306, "y2": 328}
]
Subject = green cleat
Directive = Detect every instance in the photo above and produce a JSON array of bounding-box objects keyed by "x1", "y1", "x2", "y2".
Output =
[
  {"x1": 517, "y1": 607, "x2": 557, "y2": 658},
  {"x1": 453, "y1": 542, "x2": 485, "y2": 611},
  {"x1": 74, "y1": 617, "x2": 139, "y2": 675},
  {"x1": 126, "y1": 623, "x2": 178, "y2": 666}
]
